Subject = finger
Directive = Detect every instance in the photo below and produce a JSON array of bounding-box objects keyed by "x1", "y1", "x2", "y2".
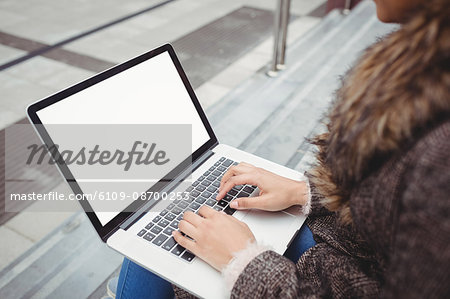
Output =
[
  {"x1": 178, "y1": 219, "x2": 199, "y2": 240},
  {"x1": 216, "y1": 174, "x2": 258, "y2": 200},
  {"x1": 172, "y1": 231, "x2": 197, "y2": 252},
  {"x1": 183, "y1": 210, "x2": 203, "y2": 227},
  {"x1": 219, "y1": 164, "x2": 253, "y2": 190},
  {"x1": 198, "y1": 205, "x2": 217, "y2": 218},
  {"x1": 229, "y1": 194, "x2": 269, "y2": 210}
]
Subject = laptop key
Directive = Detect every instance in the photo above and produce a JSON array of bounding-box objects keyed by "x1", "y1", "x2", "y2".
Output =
[
  {"x1": 184, "y1": 196, "x2": 194, "y2": 203},
  {"x1": 212, "y1": 181, "x2": 220, "y2": 188},
  {"x1": 207, "y1": 186, "x2": 217, "y2": 193},
  {"x1": 222, "y1": 159, "x2": 233, "y2": 167},
  {"x1": 152, "y1": 234, "x2": 168, "y2": 246},
  {"x1": 143, "y1": 232, "x2": 156, "y2": 242},
  {"x1": 176, "y1": 214, "x2": 183, "y2": 221},
  {"x1": 201, "y1": 180, "x2": 211, "y2": 186},
  {"x1": 243, "y1": 186, "x2": 255, "y2": 193},
  {"x1": 217, "y1": 165, "x2": 226, "y2": 172},
  {"x1": 190, "y1": 190, "x2": 200, "y2": 198},
  {"x1": 223, "y1": 194, "x2": 233, "y2": 202},
  {"x1": 186, "y1": 186, "x2": 193, "y2": 192},
  {"x1": 198, "y1": 175, "x2": 205, "y2": 181},
  {"x1": 224, "y1": 206, "x2": 236, "y2": 215},
  {"x1": 206, "y1": 175, "x2": 217, "y2": 182},
  {"x1": 217, "y1": 200, "x2": 228, "y2": 208},
  {"x1": 209, "y1": 166, "x2": 215, "y2": 171},
  {"x1": 164, "y1": 213, "x2": 176, "y2": 221},
  {"x1": 181, "y1": 251, "x2": 195, "y2": 262},
  {"x1": 213, "y1": 206, "x2": 223, "y2": 212},
  {"x1": 195, "y1": 196, "x2": 207, "y2": 204},
  {"x1": 158, "y1": 219, "x2": 170, "y2": 227},
  {"x1": 137, "y1": 229, "x2": 147, "y2": 237},
  {"x1": 196, "y1": 185, "x2": 206, "y2": 192},
  {"x1": 192, "y1": 181, "x2": 199, "y2": 187},
  {"x1": 233, "y1": 185, "x2": 243, "y2": 191},
  {"x1": 171, "y1": 244, "x2": 185, "y2": 256},
  {"x1": 203, "y1": 170, "x2": 211, "y2": 176},
  {"x1": 152, "y1": 216, "x2": 161, "y2": 223},
  {"x1": 167, "y1": 203, "x2": 175, "y2": 210},
  {"x1": 205, "y1": 199, "x2": 216, "y2": 207},
  {"x1": 219, "y1": 157, "x2": 225, "y2": 162},
  {"x1": 177, "y1": 201, "x2": 188, "y2": 209},
  {"x1": 212, "y1": 170, "x2": 221, "y2": 177},
  {"x1": 150, "y1": 226, "x2": 163, "y2": 234},
  {"x1": 237, "y1": 191, "x2": 250, "y2": 198},
  {"x1": 170, "y1": 220, "x2": 179, "y2": 229},
  {"x1": 162, "y1": 237, "x2": 177, "y2": 251},
  {"x1": 189, "y1": 202, "x2": 201, "y2": 210},
  {"x1": 163, "y1": 227, "x2": 175, "y2": 236},
  {"x1": 159, "y1": 209, "x2": 168, "y2": 217},
  {"x1": 145, "y1": 222, "x2": 154, "y2": 230},
  {"x1": 214, "y1": 161, "x2": 221, "y2": 166},
  {"x1": 201, "y1": 191, "x2": 212, "y2": 198},
  {"x1": 172, "y1": 207, "x2": 183, "y2": 215},
  {"x1": 228, "y1": 189, "x2": 238, "y2": 196}
]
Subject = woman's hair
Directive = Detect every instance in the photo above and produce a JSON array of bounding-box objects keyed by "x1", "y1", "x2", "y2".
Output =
[{"x1": 309, "y1": 0, "x2": 450, "y2": 225}]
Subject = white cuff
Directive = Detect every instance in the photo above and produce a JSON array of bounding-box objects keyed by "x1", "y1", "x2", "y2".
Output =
[
  {"x1": 301, "y1": 177, "x2": 312, "y2": 215},
  {"x1": 221, "y1": 241, "x2": 270, "y2": 290}
]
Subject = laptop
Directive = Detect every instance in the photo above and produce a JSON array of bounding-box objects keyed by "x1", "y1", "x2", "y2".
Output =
[{"x1": 27, "y1": 44, "x2": 306, "y2": 298}]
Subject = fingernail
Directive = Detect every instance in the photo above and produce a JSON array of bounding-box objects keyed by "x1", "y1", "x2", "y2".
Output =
[{"x1": 230, "y1": 200, "x2": 238, "y2": 208}]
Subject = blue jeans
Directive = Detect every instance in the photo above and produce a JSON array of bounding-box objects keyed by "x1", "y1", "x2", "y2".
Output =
[{"x1": 117, "y1": 223, "x2": 315, "y2": 299}]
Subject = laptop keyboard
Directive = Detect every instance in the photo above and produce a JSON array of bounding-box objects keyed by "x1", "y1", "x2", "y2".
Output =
[{"x1": 136, "y1": 157, "x2": 257, "y2": 262}]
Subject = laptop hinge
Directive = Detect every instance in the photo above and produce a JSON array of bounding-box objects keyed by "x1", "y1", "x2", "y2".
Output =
[{"x1": 117, "y1": 149, "x2": 216, "y2": 232}]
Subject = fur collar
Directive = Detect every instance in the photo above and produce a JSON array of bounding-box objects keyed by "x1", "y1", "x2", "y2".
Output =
[{"x1": 309, "y1": 1, "x2": 450, "y2": 224}]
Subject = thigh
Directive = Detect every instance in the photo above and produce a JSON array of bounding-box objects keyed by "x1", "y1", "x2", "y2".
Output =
[
  {"x1": 117, "y1": 258, "x2": 175, "y2": 299},
  {"x1": 283, "y1": 223, "x2": 316, "y2": 263}
]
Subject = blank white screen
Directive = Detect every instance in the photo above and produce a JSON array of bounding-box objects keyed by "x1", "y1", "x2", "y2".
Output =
[{"x1": 36, "y1": 51, "x2": 210, "y2": 225}]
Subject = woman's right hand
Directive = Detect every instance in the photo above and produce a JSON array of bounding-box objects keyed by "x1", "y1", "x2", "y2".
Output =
[{"x1": 216, "y1": 162, "x2": 309, "y2": 212}]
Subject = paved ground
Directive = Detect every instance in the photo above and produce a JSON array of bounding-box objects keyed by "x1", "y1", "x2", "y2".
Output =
[{"x1": 0, "y1": 0, "x2": 327, "y2": 280}]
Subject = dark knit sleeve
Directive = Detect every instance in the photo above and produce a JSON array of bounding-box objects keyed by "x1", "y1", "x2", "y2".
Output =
[
  {"x1": 381, "y1": 134, "x2": 450, "y2": 298},
  {"x1": 231, "y1": 250, "x2": 302, "y2": 298},
  {"x1": 231, "y1": 243, "x2": 380, "y2": 298}
]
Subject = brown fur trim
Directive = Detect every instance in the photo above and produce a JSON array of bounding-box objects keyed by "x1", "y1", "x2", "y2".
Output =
[{"x1": 309, "y1": 0, "x2": 450, "y2": 225}]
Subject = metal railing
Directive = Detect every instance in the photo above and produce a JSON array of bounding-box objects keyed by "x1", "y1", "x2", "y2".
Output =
[
  {"x1": 343, "y1": 0, "x2": 352, "y2": 15},
  {"x1": 267, "y1": 0, "x2": 354, "y2": 77},
  {"x1": 267, "y1": 0, "x2": 291, "y2": 77}
]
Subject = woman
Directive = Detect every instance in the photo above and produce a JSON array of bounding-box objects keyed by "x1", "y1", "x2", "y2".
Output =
[{"x1": 117, "y1": 0, "x2": 450, "y2": 297}]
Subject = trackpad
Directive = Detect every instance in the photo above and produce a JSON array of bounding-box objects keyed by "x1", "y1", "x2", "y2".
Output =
[{"x1": 242, "y1": 210, "x2": 295, "y2": 252}]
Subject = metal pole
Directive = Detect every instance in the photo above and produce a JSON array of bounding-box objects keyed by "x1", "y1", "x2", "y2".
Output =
[
  {"x1": 278, "y1": 0, "x2": 291, "y2": 69},
  {"x1": 343, "y1": 0, "x2": 352, "y2": 15},
  {"x1": 267, "y1": 0, "x2": 283, "y2": 77}
]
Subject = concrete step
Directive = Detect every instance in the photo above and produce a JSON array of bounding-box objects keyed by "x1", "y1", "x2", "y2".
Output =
[
  {"x1": 0, "y1": 213, "x2": 122, "y2": 299},
  {"x1": 205, "y1": 9, "x2": 344, "y2": 132}
]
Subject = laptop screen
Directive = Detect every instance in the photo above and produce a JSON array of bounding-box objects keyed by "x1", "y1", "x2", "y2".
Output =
[{"x1": 33, "y1": 49, "x2": 212, "y2": 226}]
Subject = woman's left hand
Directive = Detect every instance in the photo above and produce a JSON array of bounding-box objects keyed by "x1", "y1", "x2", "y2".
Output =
[{"x1": 172, "y1": 206, "x2": 255, "y2": 271}]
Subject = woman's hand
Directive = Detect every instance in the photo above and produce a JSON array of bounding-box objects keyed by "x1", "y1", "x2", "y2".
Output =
[
  {"x1": 172, "y1": 206, "x2": 255, "y2": 271},
  {"x1": 217, "y1": 162, "x2": 309, "y2": 211}
]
